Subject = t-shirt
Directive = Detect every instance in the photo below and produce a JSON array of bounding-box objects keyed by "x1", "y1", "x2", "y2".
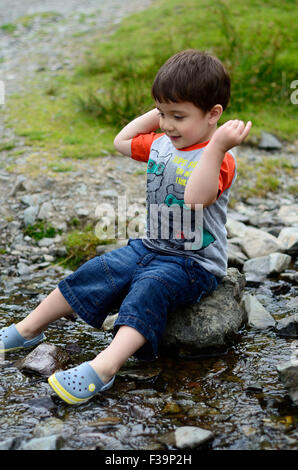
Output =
[{"x1": 131, "y1": 132, "x2": 236, "y2": 278}]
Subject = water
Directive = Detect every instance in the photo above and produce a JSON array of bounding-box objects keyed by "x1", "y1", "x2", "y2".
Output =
[{"x1": 0, "y1": 268, "x2": 297, "y2": 450}]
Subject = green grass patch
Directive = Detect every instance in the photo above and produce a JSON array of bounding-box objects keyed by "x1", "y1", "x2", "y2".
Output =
[
  {"x1": 0, "y1": 141, "x2": 16, "y2": 152},
  {"x1": 4, "y1": 0, "x2": 298, "y2": 170},
  {"x1": 47, "y1": 162, "x2": 75, "y2": 173},
  {"x1": 235, "y1": 154, "x2": 296, "y2": 198},
  {"x1": 24, "y1": 221, "x2": 61, "y2": 240},
  {"x1": 16, "y1": 11, "x2": 63, "y2": 28},
  {"x1": 1, "y1": 23, "x2": 17, "y2": 34},
  {"x1": 62, "y1": 224, "x2": 115, "y2": 270}
]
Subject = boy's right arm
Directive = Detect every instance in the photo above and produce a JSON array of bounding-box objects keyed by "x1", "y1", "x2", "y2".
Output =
[{"x1": 114, "y1": 109, "x2": 160, "y2": 157}]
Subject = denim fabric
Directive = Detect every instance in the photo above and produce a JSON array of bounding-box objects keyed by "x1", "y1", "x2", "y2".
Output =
[{"x1": 58, "y1": 238, "x2": 219, "y2": 360}]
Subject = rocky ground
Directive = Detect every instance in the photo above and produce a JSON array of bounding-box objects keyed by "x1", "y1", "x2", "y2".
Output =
[{"x1": 0, "y1": 0, "x2": 297, "y2": 451}]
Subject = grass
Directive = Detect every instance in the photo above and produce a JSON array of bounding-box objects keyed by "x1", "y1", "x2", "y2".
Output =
[
  {"x1": 5, "y1": 0, "x2": 298, "y2": 163},
  {"x1": 62, "y1": 224, "x2": 115, "y2": 270},
  {"x1": 235, "y1": 155, "x2": 296, "y2": 198},
  {"x1": 1, "y1": 24, "x2": 17, "y2": 34},
  {"x1": 0, "y1": 141, "x2": 16, "y2": 152},
  {"x1": 24, "y1": 221, "x2": 61, "y2": 241}
]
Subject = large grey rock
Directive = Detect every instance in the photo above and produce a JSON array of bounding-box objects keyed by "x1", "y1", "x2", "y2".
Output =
[
  {"x1": 226, "y1": 218, "x2": 284, "y2": 258},
  {"x1": 240, "y1": 228, "x2": 284, "y2": 259},
  {"x1": 161, "y1": 268, "x2": 246, "y2": 356},
  {"x1": 243, "y1": 252, "x2": 292, "y2": 282}
]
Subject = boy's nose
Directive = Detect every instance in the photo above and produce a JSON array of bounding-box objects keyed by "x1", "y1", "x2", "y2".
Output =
[{"x1": 160, "y1": 119, "x2": 174, "y2": 133}]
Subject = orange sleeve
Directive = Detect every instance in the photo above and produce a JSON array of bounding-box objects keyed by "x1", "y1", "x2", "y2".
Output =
[
  {"x1": 217, "y1": 152, "x2": 236, "y2": 198},
  {"x1": 131, "y1": 132, "x2": 164, "y2": 163}
]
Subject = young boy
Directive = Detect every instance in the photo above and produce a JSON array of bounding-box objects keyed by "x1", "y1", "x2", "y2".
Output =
[{"x1": 0, "y1": 50, "x2": 251, "y2": 405}]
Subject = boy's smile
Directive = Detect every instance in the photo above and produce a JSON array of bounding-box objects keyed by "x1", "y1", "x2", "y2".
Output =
[{"x1": 155, "y1": 101, "x2": 217, "y2": 149}]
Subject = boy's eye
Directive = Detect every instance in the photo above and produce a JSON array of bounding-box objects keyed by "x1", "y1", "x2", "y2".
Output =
[{"x1": 174, "y1": 115, "x2": 184, "y2": 120}]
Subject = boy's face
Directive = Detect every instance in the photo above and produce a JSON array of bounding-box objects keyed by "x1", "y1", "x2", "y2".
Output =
[{"x1": 155, "y1": 101, "x2": 214, "y2": 149}]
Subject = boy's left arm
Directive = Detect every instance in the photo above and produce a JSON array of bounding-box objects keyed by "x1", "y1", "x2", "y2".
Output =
[
  {"x1": 113, "y1": 109, "x2": 160, "y2": 157},
  {"x1": 184, "y1": 120, "x2": 252, "y2": 208}
]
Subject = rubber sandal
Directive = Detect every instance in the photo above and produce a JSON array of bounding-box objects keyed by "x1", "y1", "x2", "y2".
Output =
[
  {"x1": 0, "y1": 324, "x2": 46, "y2": 353},
  {"x1": 48, "y1": 361, "x2": 115, "y2": 405}
]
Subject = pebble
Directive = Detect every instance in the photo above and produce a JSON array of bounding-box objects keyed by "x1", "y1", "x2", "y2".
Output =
[
  {"x1": 20, "y1": 435, "x2": 64, "y2": 450},
  {"x1": 174, "y1": 426, "x2": 214, "y2": 449},
  {"x1": 242, "y1": 294, "x2": 276, "y2": 329}
]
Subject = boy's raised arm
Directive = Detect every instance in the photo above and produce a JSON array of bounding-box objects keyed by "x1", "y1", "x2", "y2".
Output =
[
  {"x1": 184, "y1": 120, "x2": 252, "y2": 208},
  {"x1": 114, "y1": 109, "x2": 160, "y2": 157}
]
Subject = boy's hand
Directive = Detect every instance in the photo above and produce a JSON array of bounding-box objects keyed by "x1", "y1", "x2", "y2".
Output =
[{"x1": 210, "y1": 119, "x2": 252, "y2": 154}]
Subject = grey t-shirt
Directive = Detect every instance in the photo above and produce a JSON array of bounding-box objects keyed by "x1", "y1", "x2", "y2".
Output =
[{"x1": 131, "y1": 133, "x2": 236, "y2": 278}]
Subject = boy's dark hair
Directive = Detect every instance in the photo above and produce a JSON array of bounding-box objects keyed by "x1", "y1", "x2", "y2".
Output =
[{"x1": 152, "y1": 49, "x2": 230, "y2": 112}]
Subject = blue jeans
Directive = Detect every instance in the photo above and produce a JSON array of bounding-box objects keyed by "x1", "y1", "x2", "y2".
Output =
[{"x1": 58, "y1": 238, "x2": 219, "y2": 360}]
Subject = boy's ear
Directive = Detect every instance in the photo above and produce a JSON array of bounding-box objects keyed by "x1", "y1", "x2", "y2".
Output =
[{"x1": 208, "y1": 104, "x2": 223, "y2": 124}]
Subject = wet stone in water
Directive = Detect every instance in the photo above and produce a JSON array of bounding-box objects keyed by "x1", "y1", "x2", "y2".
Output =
[{"x1": 14, "y1": 343, "x2": 70, "y2": 376}]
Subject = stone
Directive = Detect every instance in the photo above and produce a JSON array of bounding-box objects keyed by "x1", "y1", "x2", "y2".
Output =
[
  {"x1": 162, "y1": 268, "x2": 246, "y2": 356},
  {"x1": 278, "y1": 205, "x2": 298, "y2": 226},
  {"x1": 0, "y1": 437, "x2": 22, "y2": 450},
  {"x1": 277, "y1": 360, "x2": 298, "y2": 405},
  {"x1": 26, "y1": 396, "x2": 57, "y2": 417},
  {"x1": 9, "y1": 175, "x2": 26, "y2": 197},
  {"x1": 14, "y1": 343, "x2": 70, "y2": 376},
  {"x1": 175, "y1": 426, "x2": 214, "y2": 449},
  {"x1": 275, "y1": 314, "x2": 298, "y2": 337},
  {"x1": 242, "y1": 294, "x2": 275, "y2": 329},
  {"x1": 17, "y1": 261, "x2": 33, "y2": 275},
  {"x1": 228, "y1": 240, "x2": 248, "y2": 267},
  {"x1": 243, "y1": 252, "x2": 292, "y2": 282},
  {"x1": 241, "y1": 228, "x2": 284, "y2": 259},
  {"x1": 32, "y1": 417, "x2": 64, "y2": 438},
  {"x1": 20, "y1": 435, "x2": 64, "y2": 450},
  {"x1": 102, "y1": 313, "x2": 119, "y2": 331},
  {"x1": 226, "y1": 218, "x2": 249, "y2": 238},
  {"x1": 277, "y1": 227, "x2": 298, "y2": 254},
  {"x1": 23, "y1": 205, "x2": 39, "y2": 226},
  {"x1": 38, "y1": 201, "x2": 54, "y2": 220},
  {"x1": 226, "y1": 218, "x2": 285, "y2": 258},
  {"x1": 259, "y1": 131, "x2": 282, "y2": 150},
  {"x1": 38, "y1": 237, "x2": 55, "y2": 247}
]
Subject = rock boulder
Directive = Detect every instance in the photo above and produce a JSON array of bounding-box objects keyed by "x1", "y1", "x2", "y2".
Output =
[{"x1": 161, "y1": 268, "x2": 246, "y2": 356}]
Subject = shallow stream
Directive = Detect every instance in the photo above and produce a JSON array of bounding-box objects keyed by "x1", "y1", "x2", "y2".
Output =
[{"x1": 0, "y1": 268, "x2": 297, "y2": 450}]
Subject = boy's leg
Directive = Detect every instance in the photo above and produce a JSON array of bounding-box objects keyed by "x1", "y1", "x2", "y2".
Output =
[
  {"x1": 15, "y1": 287, "x2": 74, "y2": 339},
  {"x1": 48, "y1": 325, "x2": 147, "y2": 404},
  {"x1": 89, "y1": 325, "x2": 147, "y2": 383}
]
